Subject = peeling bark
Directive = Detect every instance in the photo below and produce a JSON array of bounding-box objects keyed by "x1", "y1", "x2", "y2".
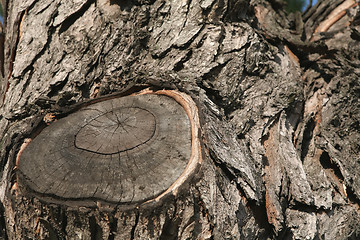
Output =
[{"x1": 1, "y1": 0, "x2": 360, "y2": 239}]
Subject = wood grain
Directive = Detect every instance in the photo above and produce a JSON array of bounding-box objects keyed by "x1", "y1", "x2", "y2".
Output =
[{"x1": 18, "y1": 92, "x2": 194, "y2": 206}]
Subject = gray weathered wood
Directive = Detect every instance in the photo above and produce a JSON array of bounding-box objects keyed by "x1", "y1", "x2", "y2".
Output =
[{"x1": 18, "y1": 93, "x2": 191, "y2": 206}]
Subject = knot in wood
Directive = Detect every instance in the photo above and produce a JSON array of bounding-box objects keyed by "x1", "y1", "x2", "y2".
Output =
[{"x1": 17, "y1": 90, "x2": 202, "y2": 207}]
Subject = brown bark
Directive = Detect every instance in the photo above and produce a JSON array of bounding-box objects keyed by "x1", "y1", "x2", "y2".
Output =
[{"x1": 0, "y1": 0, "x2": 360, "y2": 239}]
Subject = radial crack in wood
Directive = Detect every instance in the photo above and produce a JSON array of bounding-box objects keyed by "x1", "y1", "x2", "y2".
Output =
[{"x1": 17, "y1": 89, "x2": 202, "y2": 208}]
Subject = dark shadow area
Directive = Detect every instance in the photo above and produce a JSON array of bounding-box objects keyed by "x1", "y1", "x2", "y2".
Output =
[
  {"x1": 90, "y1": 216, "x2": 103, "y2": 240},
  {"x1": 59, "y1": 0, "x2": 95, "y2": 34},
  {"x1": 0, "y1": 202, "x2": 8, "y2": 240},
  {"x1": 110, "y1": 0, "x2": 134, "y2": 11},
  {"x1": 319, "y1": 151, "x2": 344, "y2": 181},
  {"x1": 300, "y1": 118, "x2": 315, "y2": 161}
]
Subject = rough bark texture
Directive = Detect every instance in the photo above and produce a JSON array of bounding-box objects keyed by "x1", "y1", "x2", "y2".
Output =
[{"x1": 0, "y1": 0, "x2": 360, "y2": 239}]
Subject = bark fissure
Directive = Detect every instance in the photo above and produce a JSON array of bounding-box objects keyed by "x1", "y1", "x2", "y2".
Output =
[
  {"x1": 1, "y1": 9, "x2": 26, "y2": 105},
  {"x1": 319, "y1": 151, "x2": 344, "y2": 181},
  {"x1": 58, "y1": 0, "x2": 95, "y2": 34},
  {"x1": 7, "y1": 9, "x2": 24, "y2": 79},
  {"x1": 90, "y1": 215, "x2": 103, "y2": 240},
  {"x1": 2, "y1": 0, "x2": 360, "y2": 239},
  {"x1": 173, "y1": 49, "x2": 192, "y2": 72},
  {"x1": 130, "y1": 211, "x2": 139, "y2": 240},
  {"x1": 300, "y1": 117, "x2": 315, "y2": 161},
  {"x1": 0, "y1": 201, "x2": 8, "y2": 239}
]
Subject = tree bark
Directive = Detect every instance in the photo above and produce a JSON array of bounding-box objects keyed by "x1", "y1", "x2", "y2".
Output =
[{"x1": 1, "y1": 0, "x2": 360, "y2": 239}]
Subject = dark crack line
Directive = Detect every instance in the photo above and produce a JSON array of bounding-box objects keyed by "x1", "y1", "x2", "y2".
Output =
[
  {"x1": 130, "y1": 210, "x2": 140, "y2": 240},
  {"x1": 8, "y1": 9, "x2": 26, "y2": 79},
  {"x1": 181, "y1": 0, "x2": 193, "y2": 30},
  {"x1": 58, "y1": 0, "x2": 95, "y2": 34},
  {"x1": 14, "y1": 1, "x2": 63, "y2": 81}
]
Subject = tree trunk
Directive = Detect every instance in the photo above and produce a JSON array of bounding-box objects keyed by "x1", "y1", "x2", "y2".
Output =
[{"x1": 1, "y1": 0, "x2": 360, "y2": 239}]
